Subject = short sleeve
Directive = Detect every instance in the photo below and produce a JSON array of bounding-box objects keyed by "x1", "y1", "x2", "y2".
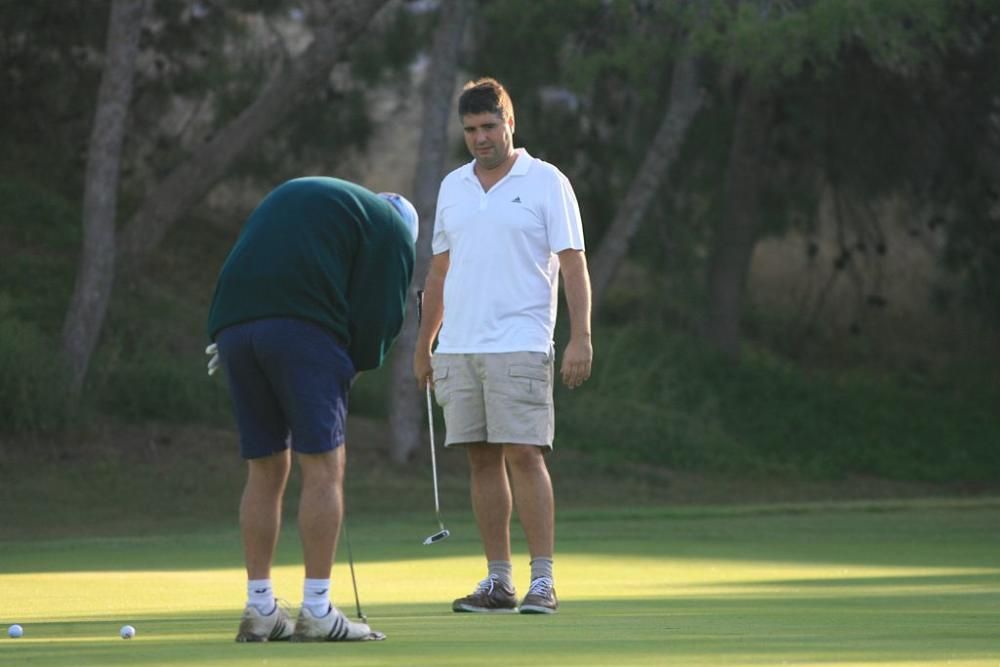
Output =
[
  {"x1": 544, "y1": 168, "x2": 585, "y2": 253},
  {"x1": 431, "y1": 181, "x2": 450, "y2": 255}
]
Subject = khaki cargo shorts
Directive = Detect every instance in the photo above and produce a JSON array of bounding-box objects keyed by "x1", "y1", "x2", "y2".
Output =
[{"x1": 430, "y1": 351, "x2": 555, "y2": 449}]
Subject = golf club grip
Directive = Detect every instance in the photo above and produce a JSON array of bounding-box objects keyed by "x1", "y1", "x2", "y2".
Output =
[{"x1": 417, "y1": 289, "x2": 424, "y2": 325}]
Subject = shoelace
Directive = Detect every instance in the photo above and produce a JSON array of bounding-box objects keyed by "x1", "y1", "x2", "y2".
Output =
[
  {"x1": 527, "y1": 577, "x2": 553, "y2": 597},
  {"x1": 475, "y1": 575, "x2": 499, "y2": 594}
]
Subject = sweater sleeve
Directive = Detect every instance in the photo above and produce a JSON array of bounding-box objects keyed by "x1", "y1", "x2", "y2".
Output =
[{"x1": 346, "y1": 220, "x2": 416, "y2": 371}]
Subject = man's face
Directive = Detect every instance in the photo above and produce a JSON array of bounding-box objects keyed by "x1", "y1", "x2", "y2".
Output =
[{"x1": 462, "y1": 111, "x2": 514, "y2": 171}]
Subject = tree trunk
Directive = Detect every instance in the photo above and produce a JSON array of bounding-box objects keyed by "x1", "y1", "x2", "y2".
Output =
[
  {"x1": 589, "y1": 55, "x2": 703, "y2": 315},
  {"x1": 702, "y1": 83, "x2": 773, "y2": 358},
  {"x1": 388, "y1": 0, "x2": 470, "y2": 464},
  {"x1": 61, "y1": 0, "x2": 149, "y2": 398},
  {"x1": 117, "y1": 0, "x2": 391, "y2": 264}
]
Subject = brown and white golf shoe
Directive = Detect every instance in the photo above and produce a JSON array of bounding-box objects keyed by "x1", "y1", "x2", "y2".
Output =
[
  {"x1": 519, "y1": 577, "x2": 558, "y2": 614},
  {"x1": 452, "y1": 575, "x2": 519, "y2": 613}
]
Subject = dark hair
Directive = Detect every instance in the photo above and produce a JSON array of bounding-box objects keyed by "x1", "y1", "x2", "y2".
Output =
[{"x1": 458, "y1": 77, "x2": 514, "y2": 122}]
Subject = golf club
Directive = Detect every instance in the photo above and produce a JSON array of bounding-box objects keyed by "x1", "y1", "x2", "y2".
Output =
[
  {"x1": 418, "y1": 289, "x2": 450, "y2": 546},
  {"x1": 423, "y1": 382, "x2": 450, "y2": 545},
  {"x1": 341, "y1": 520, "x2": 367, "y2": 622}
]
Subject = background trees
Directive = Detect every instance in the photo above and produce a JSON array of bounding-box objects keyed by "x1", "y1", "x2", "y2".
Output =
[
  {"x1": 1, "y1": 0, "x2": 997, "y2": 481},
  {"x1": 61, "y1": 0, "x2": 149, "y2": 397}
]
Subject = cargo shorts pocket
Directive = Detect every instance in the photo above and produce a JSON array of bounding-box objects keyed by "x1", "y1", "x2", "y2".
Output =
[
  {"x1": 504, "y1": 363, "x2": 550, "y2": 404},
  {"x1": 431, "y1": 364, "x2": 451, "y2": 406}
]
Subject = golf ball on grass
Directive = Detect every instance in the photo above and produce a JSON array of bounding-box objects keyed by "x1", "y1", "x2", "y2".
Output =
[
  {"x1": 120, "y1": 625, "x2": 135, "y2": 640},
  {"x1": 8, "y1": 624, "x2": 23, "y2": 638}
]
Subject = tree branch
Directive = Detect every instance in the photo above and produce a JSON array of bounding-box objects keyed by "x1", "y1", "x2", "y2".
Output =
[
  {"x1": 589, "y1": 55, "x2": 703, "y2": 314},
  {"x1": 118, "y1": 0, "x2": 392, "y2": 264}
]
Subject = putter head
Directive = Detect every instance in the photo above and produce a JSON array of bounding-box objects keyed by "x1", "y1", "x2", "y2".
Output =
[{"x1": 422, "y1": 529, "x2": 450, "y2": 545}]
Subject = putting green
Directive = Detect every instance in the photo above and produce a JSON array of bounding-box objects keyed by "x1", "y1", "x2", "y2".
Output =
[{"x1": 2, "y1": 501, "x2": 999, "y2": 666}]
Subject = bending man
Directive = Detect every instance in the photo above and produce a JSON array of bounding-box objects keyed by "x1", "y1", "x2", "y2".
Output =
[{"x1": 207, "y1": 177, "x2": 417, "y2": 641}]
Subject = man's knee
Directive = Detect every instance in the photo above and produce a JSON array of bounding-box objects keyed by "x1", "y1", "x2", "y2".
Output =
[
  {"x1": 467, "y1": 444, "x2": 503, "y2": 474},
  {"x1": 297, "y1": 447, "x2": 346, "y2": 485},
  {"x1": 247, "y1": 450, "x2": 291, "y2": 484},
  {"x1": 503, "y1": 444, "x2": 547, "y2": 472}
]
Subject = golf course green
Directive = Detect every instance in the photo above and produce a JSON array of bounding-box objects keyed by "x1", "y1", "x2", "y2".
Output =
[{"x1": 2, "y1": 500, "x2": 998, "y2": 666}]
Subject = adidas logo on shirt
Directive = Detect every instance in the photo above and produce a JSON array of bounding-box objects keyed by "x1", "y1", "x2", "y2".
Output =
[{"x1": 511, "y1": 196, "x2": 522, "y2": 203}]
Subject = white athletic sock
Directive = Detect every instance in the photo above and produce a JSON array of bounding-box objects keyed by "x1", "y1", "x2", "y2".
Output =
[
  {"x1": 487, "y1": 560, "x2": 514, "y2": 589},
  {"x1": 247, "y1": 579, "x2": 275, "y2": 613},
  {"x1": 302, "y1": 578, "x2": 331, "y2": 617},
  {"x1": 530, "y1": 557, "x2": 554, "y2": 582}
]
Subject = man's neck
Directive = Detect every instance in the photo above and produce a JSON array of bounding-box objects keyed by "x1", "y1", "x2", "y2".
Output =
[{"x1": 475, "y1": 150, "x2": 518, "y2": 191}]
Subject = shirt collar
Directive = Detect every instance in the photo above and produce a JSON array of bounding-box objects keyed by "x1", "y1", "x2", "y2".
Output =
[{"x1": 461, "y1": 148, "x2": 533, "y2": 182}]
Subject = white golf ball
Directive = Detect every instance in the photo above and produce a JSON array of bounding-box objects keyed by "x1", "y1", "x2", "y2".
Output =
[
  {"x1": 120, "y1": 624, "x2": 136, "y2": 640},
  {"x1": 8, "y1": 624, "x2": 23, "y2": 638}
]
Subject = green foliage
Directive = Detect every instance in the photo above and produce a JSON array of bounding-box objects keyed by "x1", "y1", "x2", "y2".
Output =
[
  {"x1": 349, "y1": 359, "x2": 392, "y2": 420},
  {"x1": 0, "y1": 179, "x2": 80, "y2": 248},
  {"x1": 1, "y1": 0, "x2": 997, "y2": 483},
  {"x1": 695, "y1": 0, "x2": 959, "y2": 84},
  {"x1": 94, "y1": 350, "x2": 230, "y2": 422},
  {"x1": 557, "y1": 325, "x2": 744, "y2": 472},
  {"x1": 557, "y1": 323, "x2": 1000, "y2": 482},
  {"x1": 350, "y1": 5, "x2": 429, "y2": 84},
  {"x1": 0, "y1": 179, "x2": 79, "y2": 329},
  {"x1": 0, "y1": 2, "x2": 107, "y2": 193},
  {"x1": 0, "y1": 297, "x2": 71, "y2": 433},
  {"x1": 87, "y1": 214, "x2": 236, "y2": 424},
  {"x1": 213, "y1": 3, "x2": 425, "y2": 182}
]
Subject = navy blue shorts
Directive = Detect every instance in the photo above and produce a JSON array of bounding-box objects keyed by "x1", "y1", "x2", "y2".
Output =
[{"x1": 215, "y1": 318, "x2": 356, "y2": 459}]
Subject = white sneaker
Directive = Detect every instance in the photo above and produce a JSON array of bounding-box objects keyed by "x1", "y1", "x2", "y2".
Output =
[
  {"x1": 290, "y1": 605, "x2": 385, "y2": 642},
  {"x1": 235, "y1": 603, "x2": 294, "y2": 642}
]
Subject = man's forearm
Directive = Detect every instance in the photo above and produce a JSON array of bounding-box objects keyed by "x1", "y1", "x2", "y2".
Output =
[
  {"x1": 417, "y1": 252, "x2": 449, "y2": 353},
  {"x1": 559, "y1": 250, "x2": 592, "y2": 341},
  {"x1": 417, "y1": 275, "x2": 445, "y2": 352}
]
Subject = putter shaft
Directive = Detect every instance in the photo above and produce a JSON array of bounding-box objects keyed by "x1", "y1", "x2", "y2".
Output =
[
  {"x1": 426, "y1": 384, "x2": 441, "y2": 517},
  {"x1": 342, "y1": 521, "x2": 366, "y2": 621},
  {"x1": 424, "y1": 383, "x2": 450, "y2": 545}
]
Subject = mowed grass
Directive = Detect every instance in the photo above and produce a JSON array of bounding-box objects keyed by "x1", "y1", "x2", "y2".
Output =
[{"x1": 1, "y1": 502, "x2": 999, "y2": 666}]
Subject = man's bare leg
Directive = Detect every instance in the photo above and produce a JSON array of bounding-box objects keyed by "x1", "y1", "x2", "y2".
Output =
[
  {"x1": 241, "y1": 450, "x2": 292, "y2": 580},
  {"x1": 504, "y1": 444, "x2": 554, "y2": 560},
  {"x1": 467, "y1": 444, "x2": 513, "y2": 562},
  {"x1": 505, "y1": 444, "x2": 558, "y2": 612},
  {"x1": 297, "y1": 446, "x2": 346, "y2": 580}
]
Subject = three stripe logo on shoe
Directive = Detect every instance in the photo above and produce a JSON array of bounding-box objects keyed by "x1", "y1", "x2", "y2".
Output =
[
  {"x1": 267, "y1": 611, "x2": 291, "y2": 640},
  {"x1": 327, "y1": 613, "x2": 349, "y2": 641}
]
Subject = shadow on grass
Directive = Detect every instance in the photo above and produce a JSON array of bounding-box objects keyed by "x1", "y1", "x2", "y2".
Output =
[
  {"x1": 3, "y1": 500, "x2": 1000, "y2": 573},
  {"x1": 714, "y1": 571, "x2": 1000, "y2": 591},
  {"x1": 1, "y1": 592, "x2": 998, "y2": 667}
]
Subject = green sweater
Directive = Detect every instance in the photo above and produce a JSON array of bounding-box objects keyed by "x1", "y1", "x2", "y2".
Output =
[{"x1": 206, "y1": 177, "x2": 415, "y2": 371}]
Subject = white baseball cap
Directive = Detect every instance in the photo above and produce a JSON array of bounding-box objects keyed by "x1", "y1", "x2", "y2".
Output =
[{"x1": 378, "y1": 192, "x2": 419, "y2": 243}]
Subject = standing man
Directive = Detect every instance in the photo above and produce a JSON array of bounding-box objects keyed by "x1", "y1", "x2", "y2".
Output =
[
  {"x1": 206, "y1": 177, "x2": 418, "y2": 642},
  {"x1": 413, "y1": 78, "x2": 593, "y2": 615}
]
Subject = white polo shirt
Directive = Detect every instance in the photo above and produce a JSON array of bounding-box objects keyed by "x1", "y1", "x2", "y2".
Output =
[{"x1": 431, "y1": 148, "x2": 585, "y2": 354}]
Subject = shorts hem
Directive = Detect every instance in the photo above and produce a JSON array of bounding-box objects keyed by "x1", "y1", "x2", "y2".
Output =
[{"x1": 444, "y1": 439, "x2": 552, "y2": 451}]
